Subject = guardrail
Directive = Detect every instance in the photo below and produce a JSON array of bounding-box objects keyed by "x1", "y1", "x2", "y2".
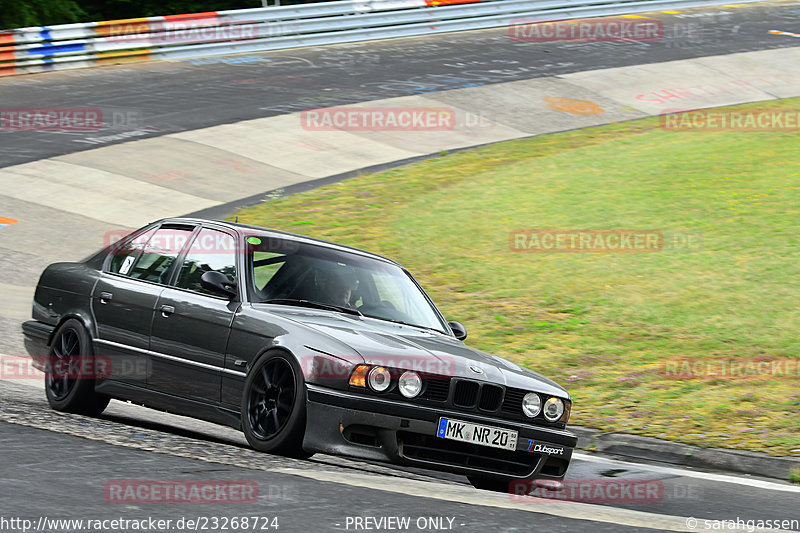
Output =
[{"x1": 0, "y1": 0, "x2": 767, "y2": 76}]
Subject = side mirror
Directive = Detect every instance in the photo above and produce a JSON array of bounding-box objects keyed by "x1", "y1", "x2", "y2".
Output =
[
  {"x1": 448, "y1": 321, "x2": 467, "y2": 341},
  {"x1": 200, "y1": 270, "x2": 237, "y2": 299}
]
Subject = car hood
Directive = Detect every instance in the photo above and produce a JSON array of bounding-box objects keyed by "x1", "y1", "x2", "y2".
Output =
[{"x1": 254, "y1": 304, "x2": 568, "y2": 398}]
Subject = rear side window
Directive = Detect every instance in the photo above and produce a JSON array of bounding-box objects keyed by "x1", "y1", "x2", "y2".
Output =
[
  {"x1": 108, "y1": 228, "x2": 156, "y2": 275},
  {"x1": 175, "y1": 228, "x2": 237, "y2": 296},
  {"x1": 109, "y1": 226, "x2": 194, "y2": 284}
]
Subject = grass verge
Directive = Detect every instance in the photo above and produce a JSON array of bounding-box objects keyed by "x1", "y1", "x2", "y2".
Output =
[{"x1": 231, "y1": 98, "x2": 800, "y2": 456}]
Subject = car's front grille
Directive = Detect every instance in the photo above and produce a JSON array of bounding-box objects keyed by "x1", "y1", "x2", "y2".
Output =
[
  {"x1": 479, "y1": 384, "x2": 503, "y2": 412},
  {"x1": 421, "y1": 376, "x2": 450, "y2": 402},
  {"x1": 453, "y1": 380, "x2": 479, "y2": 408},
  {"x1": 501, "y1": 387, "x2": 526, "y2": 414},
  {"x1": 398, "y1": 431, "x2": 539, "y2": 477},
  {"x1": 451, "y1": 380, "x2": 504, "y2": 412},
  {"x1": 351, "y1": 377, "x2": 566, "y2": 428}
]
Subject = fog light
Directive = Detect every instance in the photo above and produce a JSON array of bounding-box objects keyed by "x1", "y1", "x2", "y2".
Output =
[
  {"x1": 368, "y1": 366, "x2": 391, "y2": 392},
  {"x1": 543, "y1": 397, "x2": 565, "y2": 422},
  {"x1": 348, "y1": 364, "x2": 369, "y2": 387},
  {"x1": 522, "y1": 392, "x2": 542, "y2": 418},
  {"x1": 398, "y1": 371, "x2": 422, "y2": 398}
]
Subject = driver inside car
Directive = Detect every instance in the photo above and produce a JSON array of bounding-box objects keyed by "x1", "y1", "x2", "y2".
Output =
[{"x1": 317, "y1": 265, "x2": 359, "y2": 308}]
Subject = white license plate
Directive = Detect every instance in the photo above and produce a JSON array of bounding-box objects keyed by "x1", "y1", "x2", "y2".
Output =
[{"x1": 436, "y1": 417, "x2": 518, "y2": 451}]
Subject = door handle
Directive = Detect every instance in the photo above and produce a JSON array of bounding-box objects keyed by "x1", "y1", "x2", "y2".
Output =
[
  {"x1": 160, "y1": 305, "x2": 175, "y2": 317},
  {"x1": 99, "y1": 292, "x2": 113, "y2": 304}
]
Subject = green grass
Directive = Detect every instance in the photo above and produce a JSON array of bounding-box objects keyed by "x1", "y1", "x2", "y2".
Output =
[{"x1": 231, "y1": 98, "x2": 800, "y2": 456}]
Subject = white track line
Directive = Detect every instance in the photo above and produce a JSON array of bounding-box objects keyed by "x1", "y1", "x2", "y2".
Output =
[
  {"x1": 573, "y1": 453, "x2": 800, "y2": 493},
  {"x1": 274, "y1": 468, "x2": 797, "y2": 533}
]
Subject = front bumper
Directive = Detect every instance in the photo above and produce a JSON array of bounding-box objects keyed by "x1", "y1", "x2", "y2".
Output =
[{"x1": 304, "y1": 384, "x2": 576, "y2": 482}]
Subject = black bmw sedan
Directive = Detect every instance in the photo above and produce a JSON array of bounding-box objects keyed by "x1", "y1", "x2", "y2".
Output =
[{"x1": 22, "y1": 217, "x2": 576, "y2": 492}]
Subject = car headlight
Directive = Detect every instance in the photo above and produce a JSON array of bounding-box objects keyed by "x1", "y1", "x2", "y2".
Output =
[
  {"x1": 521, "y1": 392, "x2": 542, "y2": 418},
  {"x1": 398, "y1": 371, "x2": 422, "y2": 398},
  {"x1": 368, "y1": 366, "x2": 391, "y2": 392},
  {"x1": 543, "y1": 397, "x2": 565, "y2": 421}
]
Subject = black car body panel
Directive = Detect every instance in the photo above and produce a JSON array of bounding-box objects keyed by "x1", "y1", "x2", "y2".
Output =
[{"x1": 23, "y1": 217, "x2": 577, "y2": 486}]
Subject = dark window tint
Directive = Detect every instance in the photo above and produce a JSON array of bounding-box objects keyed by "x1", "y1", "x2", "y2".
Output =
[
  {"x1": 176, "y1": 229, "x2": 237, "y2": 296},
  {"x1": 108, "y1": 228, "x2": 156, "y2": 275},
  {"x1": 246, "y1": 236, "x2": 445, "y2": 332},
  {"x1": 127, "y1": 227, "x2": 193, "y2": 283}
]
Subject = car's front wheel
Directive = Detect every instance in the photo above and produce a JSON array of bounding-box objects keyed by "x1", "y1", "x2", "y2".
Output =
[
  {"x1": 45, "y1": 318, "x2": 110, "y2": 416},
  {"x1": 242, "y1": 351, "x2": 311, "y2": 459}
]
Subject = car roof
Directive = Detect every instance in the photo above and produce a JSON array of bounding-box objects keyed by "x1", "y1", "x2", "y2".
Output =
[{"x1": 158, "y1": 217, "x2": 402, "y2": 267}]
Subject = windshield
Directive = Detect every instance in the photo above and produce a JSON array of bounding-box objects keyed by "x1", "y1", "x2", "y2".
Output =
[{"x1": 246, "y1": 235, "x2": 448, "y2": 333}]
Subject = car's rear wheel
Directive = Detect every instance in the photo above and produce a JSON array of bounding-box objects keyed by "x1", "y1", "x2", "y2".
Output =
[
  {"x1": 467, "y1": 475, "x2": 514, "y2": 493},
  {"x1": 45, "y1": 319, "x2": 110, "y2": 415},
  {"x1": 242, "y1": 352, "x2": 311, "y2": 459}
]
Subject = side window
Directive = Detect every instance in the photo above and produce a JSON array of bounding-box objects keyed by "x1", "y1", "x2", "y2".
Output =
[
  {"x1": 107, "y1": 228, "x2": 156, "y2": 275},
  {"x1": 176, "y1": 229, "x2": 237, "y2": 296},
  {"x1": 127, "y1": 227, "x2": 193, "y2": 283}
]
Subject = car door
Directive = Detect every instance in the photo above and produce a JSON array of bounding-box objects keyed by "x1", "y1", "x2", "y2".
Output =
[
  {"x1": 147, "y1": 226, "x2": 240, "y2": 404},
  {"x1": 92, "y1": 223, "x2": 196, "y2": 387}
]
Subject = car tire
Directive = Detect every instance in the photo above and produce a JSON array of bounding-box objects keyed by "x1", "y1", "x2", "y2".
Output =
[
  {"x1": 242, "y1": 351, "x2": 312, "y2": 459},
  {"x1": 467, "y1": 475, "x2": 514, "y2": 493},
  {"x1": 45, "y1": 318, "x2": 110, "y2": 416}
]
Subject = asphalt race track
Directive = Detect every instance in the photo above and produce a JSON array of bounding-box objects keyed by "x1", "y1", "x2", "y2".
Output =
[
  {"x1": 1, "y1": 2, "x2": 800, "y2": 166},
  {"x1": 3, "y1": 378, "x2": 800, "y2": 532},
  {"x1": 2, "y1": 1, "x2": 800, "y2": 531}
]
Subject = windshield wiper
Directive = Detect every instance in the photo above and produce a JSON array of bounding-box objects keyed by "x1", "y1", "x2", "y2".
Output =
[{"x1": 262, "y1": 299, "x2": 362, "y2": 317}]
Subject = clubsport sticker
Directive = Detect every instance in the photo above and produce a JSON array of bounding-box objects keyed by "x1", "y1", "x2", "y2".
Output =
[{"x1": 527, "y1": 440, "x2": 565, "y2": 456}]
